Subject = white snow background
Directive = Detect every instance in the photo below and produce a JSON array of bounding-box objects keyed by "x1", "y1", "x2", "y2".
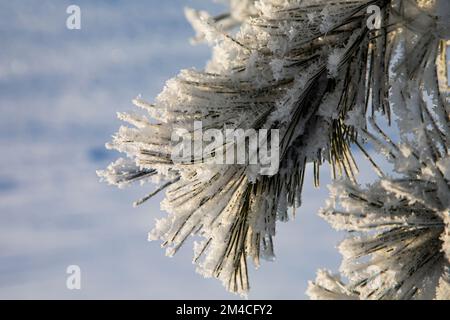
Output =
[{"x1": 0, "y1": 0, "x2": 416, "y2": 299}]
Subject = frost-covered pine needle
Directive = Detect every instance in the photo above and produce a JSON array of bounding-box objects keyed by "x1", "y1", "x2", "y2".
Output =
[
  {"x1": 308, "y1": 46, "x2": 450, "y2": 299},
  {"x1": 99, "y1": 0, "x2": 450, "y2": 296}
]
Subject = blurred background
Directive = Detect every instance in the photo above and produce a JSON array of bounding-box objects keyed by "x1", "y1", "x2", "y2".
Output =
[{"x1": 1, "y1": 0, "x2": 430, "y2": 299}]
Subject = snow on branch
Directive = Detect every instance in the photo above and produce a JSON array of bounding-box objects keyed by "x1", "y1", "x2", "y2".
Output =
[{"x1": 100, "y1": 0, "x2": 450, "y2": 296}]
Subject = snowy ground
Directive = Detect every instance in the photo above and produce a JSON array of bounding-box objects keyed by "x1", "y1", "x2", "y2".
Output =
[{"x1": 0, "y1": 0, "x2": 389, "y2": 299}]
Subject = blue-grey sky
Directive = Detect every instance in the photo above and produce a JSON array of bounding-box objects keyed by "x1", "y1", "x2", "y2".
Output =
[{"x1": 0, "y1": 0, "x2": 392, "y2": 299}]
